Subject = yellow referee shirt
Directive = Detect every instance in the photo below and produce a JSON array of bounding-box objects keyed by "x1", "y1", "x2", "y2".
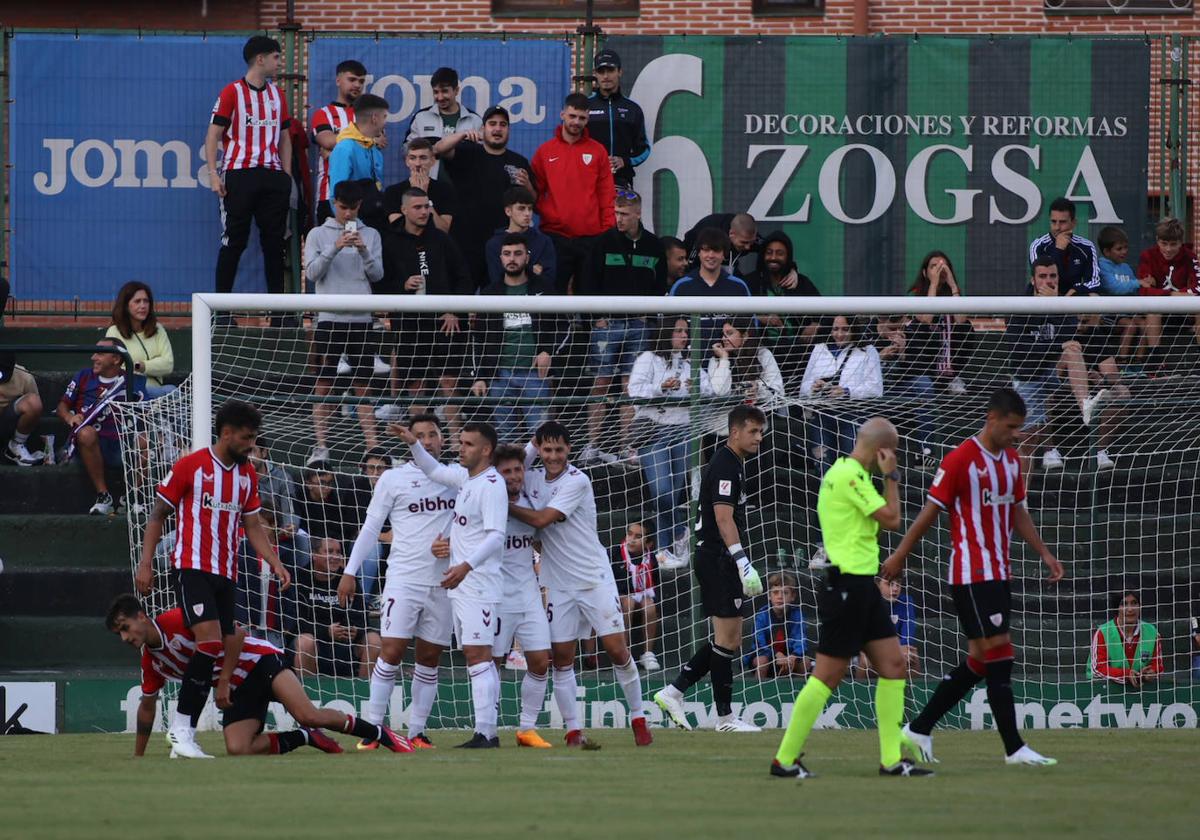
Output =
[{"x1": 817, "y1": 456, "x2": 886, "y2": 575}]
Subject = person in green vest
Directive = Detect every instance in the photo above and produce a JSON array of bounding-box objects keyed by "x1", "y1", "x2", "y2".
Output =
[{"x1": 1089, "y1": 591, "x2": 1163, "y2": 687}]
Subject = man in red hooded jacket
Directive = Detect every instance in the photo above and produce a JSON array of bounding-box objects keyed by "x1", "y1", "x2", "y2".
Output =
[{"x1": 531, "y1": 92, "x2": 616, "y2": 294}]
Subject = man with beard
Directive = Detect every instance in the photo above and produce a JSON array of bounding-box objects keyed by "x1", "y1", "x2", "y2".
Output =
[
  {"x1": 434, "y1": 106, "x2": 536, "y2": 288},
  {"x1": 683, "y1": 212, "x2": 763, "y2": 280},
  {"x1": 747, "y1": 231, "x2": 821, "y2": 383},
  {"x1": 380, "y1": 188, "x2": 473, "y2": 433}
]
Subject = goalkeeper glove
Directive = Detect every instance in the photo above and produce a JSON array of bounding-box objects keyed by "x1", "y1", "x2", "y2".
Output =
[{"x1": 730, "y1": 545, "x2": 763, "y2": 597}]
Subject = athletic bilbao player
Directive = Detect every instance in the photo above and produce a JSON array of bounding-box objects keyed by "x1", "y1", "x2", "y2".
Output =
[
  {"x1": 106, "y1": 595, "x2": 409, "y2": 757},
  {"x1": 134, "y1": 400, "x2": 290, "y2": 758},
  {"x1": 882, "y1": 387, "x2": 1064, "y2": 767}
]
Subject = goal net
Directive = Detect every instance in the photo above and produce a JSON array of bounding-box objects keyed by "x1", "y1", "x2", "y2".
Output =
[{"x1": 116, "y1": 292, "x2": 1200, "y2": 733}]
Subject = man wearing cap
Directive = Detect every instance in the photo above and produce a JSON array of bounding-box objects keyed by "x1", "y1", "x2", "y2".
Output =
[
  {"x1": 587, "y1": 50, "x2": 650, "y2": 189},
  {"x1": 0, "y1": 351, "x2": 45, "y2": 467},
  {"x1": 433, "y1": 105, "x2": 535, "y2": 289}
]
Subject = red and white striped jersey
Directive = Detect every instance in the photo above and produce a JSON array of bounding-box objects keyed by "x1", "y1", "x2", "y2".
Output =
[
  {"x1": 310, "y1": 101, "x2": 354, "y2": 201},
  {"x1": 211, "y1": 78, "x2": 293, "y2": 171},
  {"x1": 156, "y1": 447, "x2": 262, "y2": 580},
  {"x1": 928, "y1": 436, "x2": 1027, "y2": 585},
  {"x1": 140, "y1": 608, "x2": 282, "y2": 696}
]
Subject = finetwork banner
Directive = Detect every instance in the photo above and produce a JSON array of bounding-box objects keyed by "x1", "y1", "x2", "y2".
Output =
[
  {"x1": 9, "y1": 34, "x2": 569, "y2": 302},
  {"x1": 611, "y1": 36, "x2": 1151, "y2": 296}
]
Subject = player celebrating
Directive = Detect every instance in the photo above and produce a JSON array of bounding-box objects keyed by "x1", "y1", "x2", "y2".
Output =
[
  {"x1": 106, "y1": 594, "x2": 408, "y2": 757},
  {"x1": 655, "y1": 405, "x2": 767, "y2": 733},
  {"x1": 510, "y1": 421, "x2": 653, "y2": 747},
  {"x1": 491, "y1": 444, "x2": 553, "y2": 748},
  {"x1": 134, "y1": 400, "x2": 291, "y2": 759},
  {"x1": 882, "y1": 387, "x2": 1063, "y2": 767},
  {"x1": 395, "y1": 420, "x2": 509, "y2": 749},
  {"x1": 340, "y1": 414, "x2": 456, "y2": 749},
  {"x1": 772, "y1": 417, "x2": 932, "y2": 778}
]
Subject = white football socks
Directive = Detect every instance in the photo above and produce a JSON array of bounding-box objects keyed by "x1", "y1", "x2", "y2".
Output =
[
  {"x1": 468, "y1": 662, "x2": 499, "y2": 739},
  {"x1": 520, "y1": 670, "x2": 549, "y2": 730},
  {"x1": 365, "y1": 658, "x2": 400, "y2": 726},
  {"x1": 407, "y1": 664, "x2": 439, "y2": 738},
  {"x1": 614, "y1": 657, "x2": 645, "y2": 720},
  {"x1": 553, "y1": 666, "x2": 581, "y2": 731}
]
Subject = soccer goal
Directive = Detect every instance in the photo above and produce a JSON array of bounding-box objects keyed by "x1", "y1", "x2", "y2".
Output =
[{"x1": 116, "y1": 291, "x2": 1200, "y2": 733}]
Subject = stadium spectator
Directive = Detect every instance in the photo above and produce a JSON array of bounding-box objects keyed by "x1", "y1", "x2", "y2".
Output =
[
  {"x1": 610, "y1": 522, "x2": 660, "y2": 672},
  {"x1": 628, "y1": 317, "x2": 706, "y2": 570},
  {"x1": 326, "y1": 93, "x2": 389, "y2": 228},
  {"x1": 746, "y1": 231, "x2": 821, "y2": 385},
  {"x1": 1089, "y1": 591, "x2": 1163, "y2": 687},
  {"x1": 1136, "y1": 216, "x2": 1200, "y2": 374},
  {"x1": 57, "y1": 337, "x2": 146, "y2": 514},
  {"x1": 106, "y1": 281, "x2": 174, "y2": 400},
  {"x1": 352, "y1": 447, "x2": 393, "y2": 601},
  {"x1": 380, "y1": 187, "x2": 473, "y2": 435},
  {"x1": 304, "y1": 179, "x2": 385, "y2": 464},
  {"x1": 586, "y1": 49, "x2": 650, "y2": 188},
  {"x1": 207, "y1": 36, "x2": 293, "y2": 306},
  {"x1": 471, "y1": 234, "x2": 561, "y2": 444},
  {"x1": 708, "y1": 318, "x2": 786, "y2": 431},
  {"x1": 1095, "y1": 226, "x2": 1145, "y2": 366},
  {"x1": 579, "y1": 189, "x2": 666, "y2": 465},
  {"x1": 297, "y1": 461, "x2": 363, "y2": 545},
  {"x1": 531, "y1": 92, "x2": 616, "y2": 293},
  {"x1": 434, "y1": 106, "x2": 536, "y2": 289},
  {"x1": 870, "y1": 313, "x2": 937, "y2": 464},
  {"x1": 383, "y1": 138, "x2": 457, "y2": 234},
  {"x1": 403, "y1": 67, "x2": 482, "y2": 157},
  {"x1": 1074, "y1": 314, "x2": 1132, "y2": 471},
  {"x1": 799, "y1": 316, "x2": 883, "y2": 468},
  {"x1": 1027, "y1": 196, "x2": 1101, "y2": 296},
  {"x1": 668, "y1": 227, "x2": 752, "y2": 348},
  {"x1": 310, "y1": 59, "x2": 369, "y2": 224},
  {"x1": 248, "y1": 436, "x2": 306, "y2": 567},
  {"x1": 483, "y1": 187, "x2": 557, "y2": 290},
  {"x1": 856, "y1": 577, "x2": 919, "y2": 677},
  {"x1": 286, "y1": 535, "x2": 380, "y2": 679},
  {"x1": 661, "y1": 236, "x2": 689, "y2": 285},
  {"x1": 747, "y1": 571, "x2": 810, "y2": 679},
  {"x1": 908, "y1": 251, "x2": 974, "y2": 393},
  {"x1": 0, "y1": 350, "x2": 44, "y2": 466},
  {"x1": 1006, "y1": 258, "x2": 1090, "y2": 472},
  {"x1": 683, "y1": 212, "x2": 763, "y2": 280}
]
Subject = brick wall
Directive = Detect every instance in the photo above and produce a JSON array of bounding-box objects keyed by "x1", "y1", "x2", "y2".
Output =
[
  {"x1": 0, "y1": 0, "x2": 260, "y2": 31},
  {"x1": 257, "y1": 0, "x2": 1197, "y2": 36}
]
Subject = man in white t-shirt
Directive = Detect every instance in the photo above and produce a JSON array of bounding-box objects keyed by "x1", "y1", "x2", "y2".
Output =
[
  {"x1": 338, "y1": 413, "x2": 455, "y2": 749},
  {"x1": 510, "y1": 421, "x2": 653, "y2": 748},
  {"x1": 396, "y1": 419, "x2": 509, "y2": 749}
]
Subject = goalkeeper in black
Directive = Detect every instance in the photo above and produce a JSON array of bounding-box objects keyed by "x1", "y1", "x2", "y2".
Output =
[{"x1": 654, "y1": 405, "x2": 766, "y2": 733}]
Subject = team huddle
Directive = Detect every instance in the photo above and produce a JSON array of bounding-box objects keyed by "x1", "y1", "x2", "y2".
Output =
[{"x1": 108, "y1": 388, "x2": 1062, "y2": 777}]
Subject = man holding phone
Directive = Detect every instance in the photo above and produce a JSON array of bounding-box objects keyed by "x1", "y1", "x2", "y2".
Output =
[{"x1": 303, "y1": 179, "x2": 385, "y2": 463}]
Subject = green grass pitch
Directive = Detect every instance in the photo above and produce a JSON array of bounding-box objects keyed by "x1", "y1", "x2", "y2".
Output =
[{"x1": 1, "y1": 729, "x2": 1192, "y2": 839}]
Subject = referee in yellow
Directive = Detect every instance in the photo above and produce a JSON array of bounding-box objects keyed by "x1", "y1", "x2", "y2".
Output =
[{"x1": 771, "y1": 417, "x2": 932, "y2": 778}]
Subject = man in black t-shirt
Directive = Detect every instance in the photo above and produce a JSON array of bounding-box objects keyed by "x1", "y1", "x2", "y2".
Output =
[
  {"x1": 285, "y1": 536, "x2": 379, "y2": 679},
  {"x1": 383, "y1": 138, "x2": 458, "y2": 234},
  {"x1": 654, "y1": 406, "x2": 766, "y2": 733},
  {"x1": 433, "y1": 106, "x2": 535, "y2": 288}
]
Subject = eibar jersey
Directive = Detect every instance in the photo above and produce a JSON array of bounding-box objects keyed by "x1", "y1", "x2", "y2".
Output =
[
  {"x1": 928, "y1": 436, "x2": 1027, "y2": 585},
  {"x1": 156, "y1": 447, "x2": 262, "y2": 580},
  {"x1": 501, "y1": 493, "x2": 539, "y2": 606},
  {"x1": 442, "y1": 465, "x2": 509, "y2": 604},
  {"x1": 524, "y1": 464, "x2": 614, "y2": 592},
  {"x1": 140, "y1": 608, "x2": 281, "y2": 696},
  {"x1": 366, "y1": 463, "x2": 457, "y2": 586}
]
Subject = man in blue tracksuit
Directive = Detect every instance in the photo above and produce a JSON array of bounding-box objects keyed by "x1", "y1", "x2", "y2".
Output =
[{"x1": 587, "y1": 49, "x2": 650, "y2": 188}]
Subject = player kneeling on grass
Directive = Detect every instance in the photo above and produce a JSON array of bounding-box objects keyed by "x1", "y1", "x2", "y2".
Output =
[
  {"x1": 106, "y1": 594, "x2": 411, "y2": 758},
  {"x1": 772, "y1": 417, "x2": 932, "y2": 779}
]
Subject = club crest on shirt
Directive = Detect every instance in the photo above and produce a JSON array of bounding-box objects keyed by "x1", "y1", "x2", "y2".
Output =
[
  {"x1": 989, "y1": 613, "x2": 1004, "y2": 627},
  {"x1": 193, "y1": 603, "x2": 204, "y2": 617},
  {"x1": 582, "y1": 153, "x2": 593, "y2": 165},
  {"x1": 718, "y1": 480, "x2": 732, "y2": 496}
]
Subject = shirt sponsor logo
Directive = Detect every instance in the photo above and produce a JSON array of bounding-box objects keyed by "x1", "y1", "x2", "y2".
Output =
[
  {"x1": 506, "y1": 533, "x2": 535, "y2": 551},
  {"x1": 201, "y1": 492, "x2": 241, "y2": 513},
  {"x1": 407, "y1": 497, "x2": 455, "y2": 514},
  {"x1": 982, "y1": 488, "x2": 1016, "y2": 506},
  {"x1": 932, "y1": 468, "x2": 946, "y2": 487}
]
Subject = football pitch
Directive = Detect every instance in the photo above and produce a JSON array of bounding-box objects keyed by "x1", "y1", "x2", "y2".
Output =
[{"x1": 0, "y1": 729, "x2": 1192, "y2": 839}]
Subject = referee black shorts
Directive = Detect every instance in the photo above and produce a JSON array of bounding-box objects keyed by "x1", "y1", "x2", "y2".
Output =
[
  {"x1": 174, "y1": 568, "x2": 237, "y2": 637},
  {"x1": 951, "y1": 580, "x2": 1012, "y2": 640},
  {"x1": 815, "y1": 569, "x2": 896, "y2": 658},
  {"x1": 221, "y1": 652, "x2": 287, "y2": 731},
  {"x1": 694, "y1": 544, "x2": 748, "y2": 619}
]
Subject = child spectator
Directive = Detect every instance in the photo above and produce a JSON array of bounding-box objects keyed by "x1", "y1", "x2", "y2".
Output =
[
  {"x1": 106, "y1": 281, "x2": 175, "y2": 399},
  {"x1": 747, "y1": 571, "x2": 810, "y2": 679},
  {"x1": 1095, "y1": 226, "x2": 1144, "y2": 367},
  {"x1": 609, "y1": 522, "x2": 660, "y2": 672},
  {"x1": 1136, "y1": 217, "x2": 1200, "y2": 373},
  {"x1": 1089, "y1": 591, "x2": 1163, "y2": 688},
  {"x1": 856, "y1": 577, "x2": 920, "y2": 677}
]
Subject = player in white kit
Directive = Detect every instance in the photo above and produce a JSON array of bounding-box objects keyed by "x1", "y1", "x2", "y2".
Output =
[
  {"x1": 492, "y1": 444, "x2": 553, "y2": 748},
  {"x1": 510, "y1": 421, "x2": 653, "y2": 748},
  {"x1": 398, "y1": 420, "x2": 509, "y2": 749},
  {"x1": 339, "y1": 414, "x2": 455, "y2": 749}
]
